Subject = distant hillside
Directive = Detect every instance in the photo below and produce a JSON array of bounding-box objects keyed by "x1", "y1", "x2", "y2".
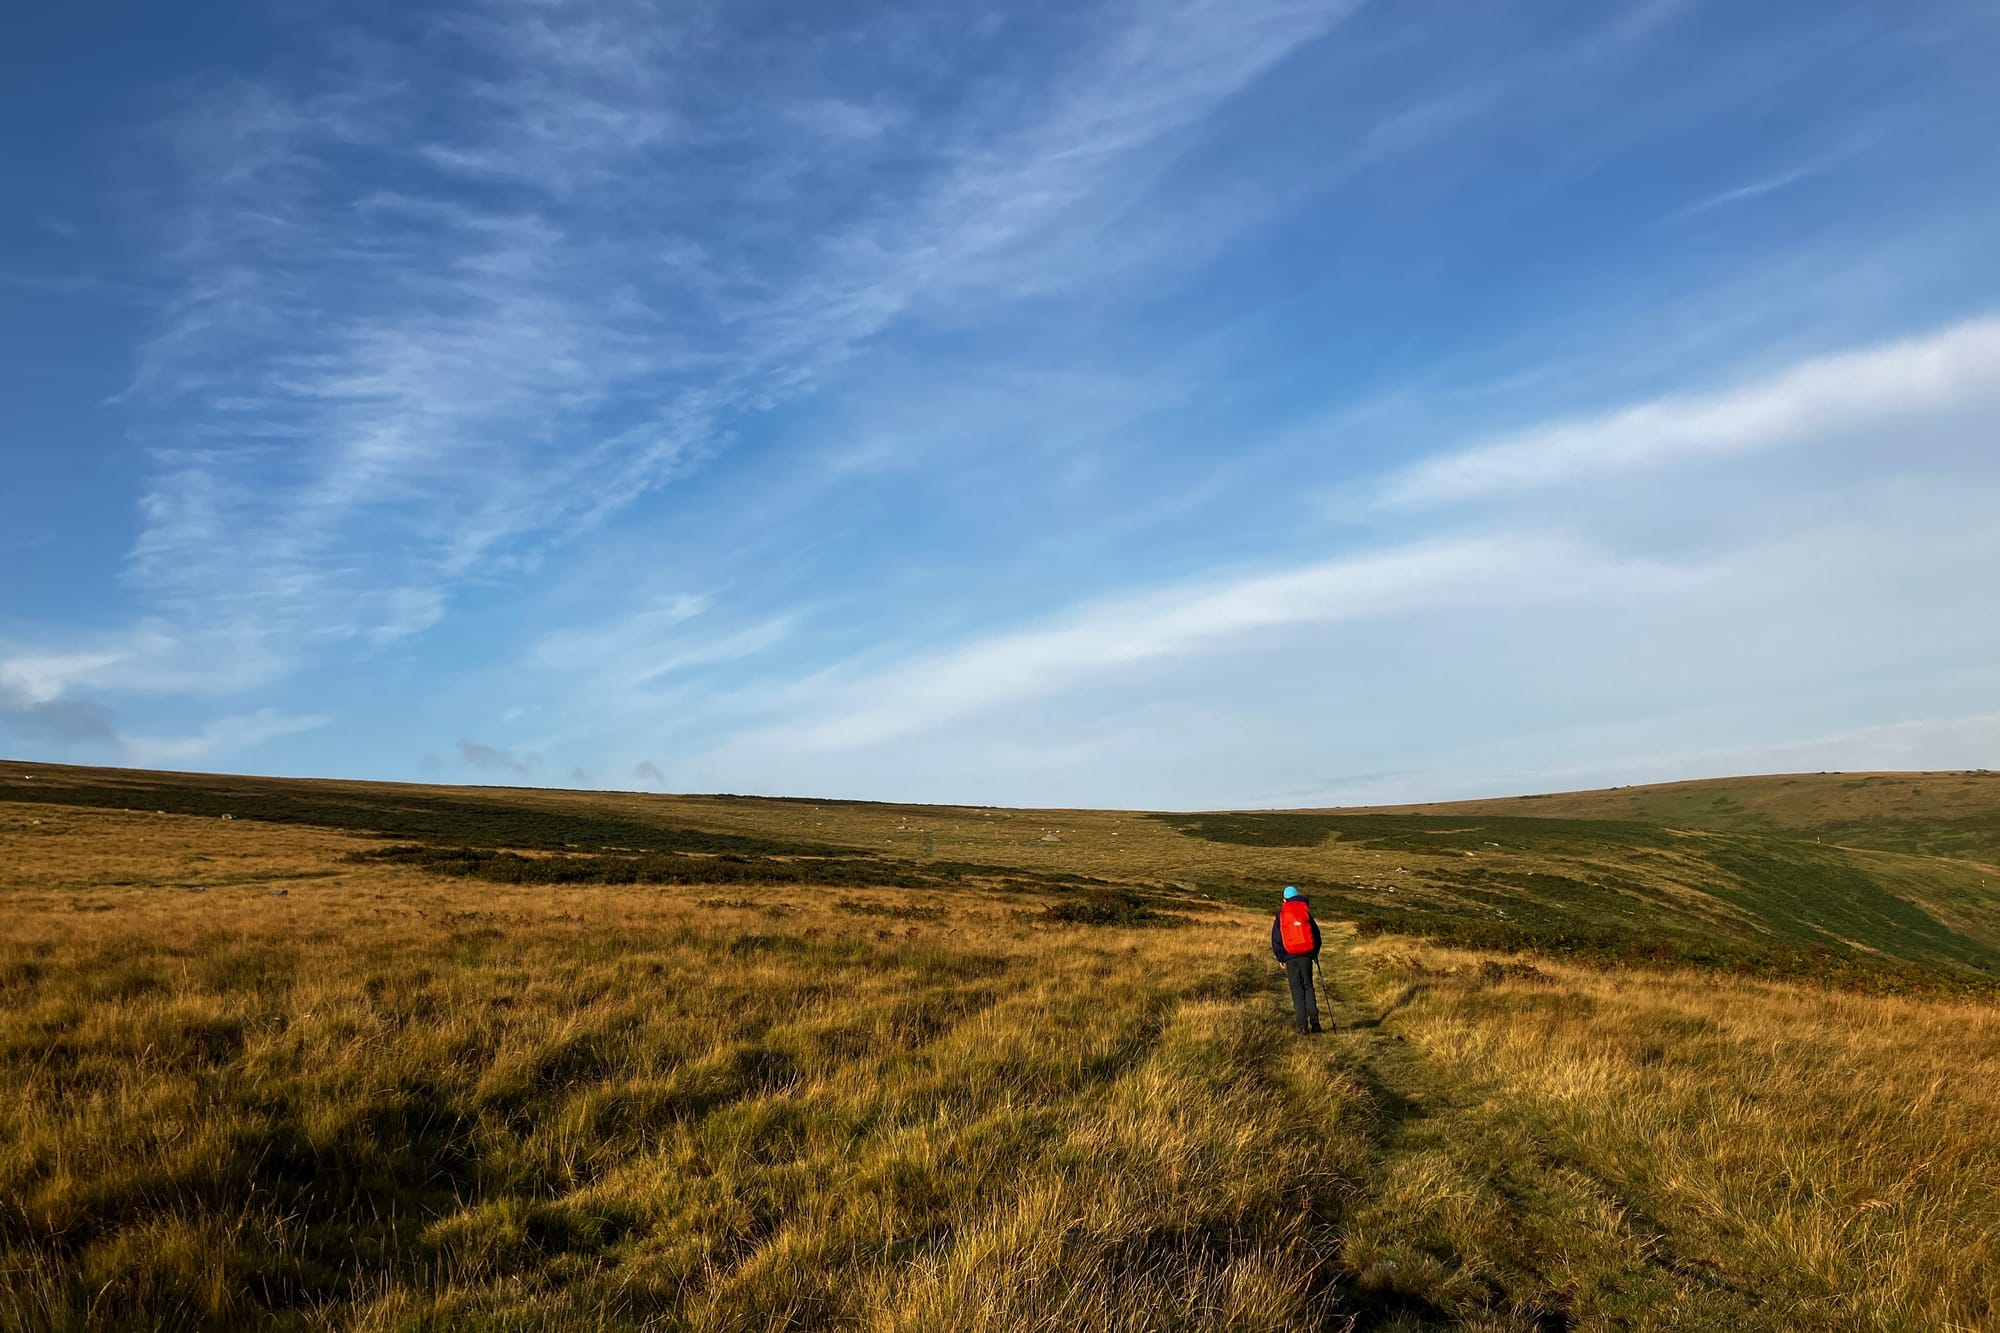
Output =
[
  {"x1": 6, "y1": 760, "x2": 1999, "y2": 995},
  {"x1": 1343, "y1": 771, "x2": 2000, "y2": 864}
]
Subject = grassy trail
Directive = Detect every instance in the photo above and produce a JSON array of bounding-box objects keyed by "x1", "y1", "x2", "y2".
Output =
[
  {"x1": 1302, "y1": 937, "x2": 1774, "y2": 1330},
  {"x1": 1324, "y1": 935, "x2": 2000, "y2": 1332}
]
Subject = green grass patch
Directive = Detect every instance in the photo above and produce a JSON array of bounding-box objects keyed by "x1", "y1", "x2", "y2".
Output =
[
  {"x1": 1698, "y1": 835, "x2": 2000, "y2": 974},
  {"x1": 1197, "y1": 863, "x2": 2000, "y2": 997},
  {"x1": 1810, "y1": 811, "x2": 2000, "y2": 864},
  {"x1": 1150, "y1": 810, "x2": 1675, "y2": 854}
]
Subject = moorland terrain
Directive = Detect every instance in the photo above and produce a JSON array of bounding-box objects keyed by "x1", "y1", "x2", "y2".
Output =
[{"x1": 3, "y1": 760, "x2": 1997, "y2": 1330}]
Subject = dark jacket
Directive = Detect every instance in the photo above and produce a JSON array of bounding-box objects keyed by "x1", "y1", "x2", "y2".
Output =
[{"x1": 1270, "y1": 896, "x2": 1323, "y2": 961}]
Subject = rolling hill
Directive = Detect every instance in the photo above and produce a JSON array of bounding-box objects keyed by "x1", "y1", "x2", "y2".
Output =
[
  {"x1": 7, "y1": 761, "x2": 1998, "y2": 993},
  {"x1": 1354, "y1": 769, "x2": 2000, "y2": 863},
  {"x1": 4, "y1": 760, "x2": 1998, "y2": 1329}
]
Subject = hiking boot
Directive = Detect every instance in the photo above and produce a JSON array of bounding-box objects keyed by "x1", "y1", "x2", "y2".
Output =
[{"x1": 1309, "y1": 1018, "x2": 1324, "y2": 1034}]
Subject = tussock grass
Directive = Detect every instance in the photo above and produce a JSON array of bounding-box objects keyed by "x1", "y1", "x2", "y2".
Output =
[
  {"x1": 1356, "y1": 939, "x2": 2000, "y2": 1330},
  {"x1": 0, "y1": 816, "x2": 1375, "y2": 1330},
  {"x1": 6, "y1": 772, "x2": 2000, "y2": 1328}
]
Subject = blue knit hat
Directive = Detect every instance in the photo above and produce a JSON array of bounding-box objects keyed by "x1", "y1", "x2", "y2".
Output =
[{"x1": 1282, "y1": 885, "x2": 1300, "y2": 900}]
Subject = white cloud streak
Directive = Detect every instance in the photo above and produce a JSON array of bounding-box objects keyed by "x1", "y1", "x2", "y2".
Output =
[
  {"x1": 1378, "y1": 316, "x2": 2000, "y2": 508},
  {"x1": 1661, "y1": 162, "x2": 1825, "y2": 223},
  {"x1": 0, "y1": 654, "x2": 126, "y2": 707},
  {"x1": 754, "y1": 533, "x2": 1692, "y2": 753},
  {"x1": 121, "y1": 710, "x2": 330, "y2": 767},
  {"x1": 528, "y1": 598, "x2": 794, "y2": 689}
]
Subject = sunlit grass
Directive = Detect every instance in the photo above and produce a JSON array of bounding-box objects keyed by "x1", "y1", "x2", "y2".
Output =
[
  {"x1": 0, "y1": 837, "x2": 1375, "y2": 1330},
  {"x1": 1360, "y1": 939, "x2": 2000, "y2": 1330},
  {"x1": 4, "y1": 774, "x2": 2000, "y2": 1329}
]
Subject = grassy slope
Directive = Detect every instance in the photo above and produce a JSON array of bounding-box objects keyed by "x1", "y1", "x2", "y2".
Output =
[
  {"x1": 14, "y1": 761, "x2": 1996, "y2": 992},
  {"x1": 4, "y1": 787, "x2": 1998, "y2": 1330},
  {"x1": 1350, "y1": 770, "x2": 2000, "y2": 864}
]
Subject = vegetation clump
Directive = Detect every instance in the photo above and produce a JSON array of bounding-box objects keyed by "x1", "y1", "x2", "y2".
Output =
[
  {"x1": 833, "y1": 897, "x2": 946, "y2": 921},
  {"x1": 1028, "y1": 888, "x2": 1191, "y2": 928},
  {"x1": 353, "y1": 844, "x2": 954, "y2": 888}
]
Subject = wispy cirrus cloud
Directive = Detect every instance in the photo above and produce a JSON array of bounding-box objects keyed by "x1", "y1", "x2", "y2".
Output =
[
  {"x1": 1376, "y1": 316, "x2": 2000, "y2": 509},
  {"x1": 1661, "y1": 161, "x2": 1828, "y2": 224},
  {"x1": 95, "y1": 0, "x2": 1355, "y2": 729},
  {"x1": 1658, "y1": 131, "x2": 1878, "y2": 226},
  {"x1": 122, "y1": 711, "x2": 331, "y2": 768},
  {"x1": 739, "y1": 533, "x2": 1693, "y2": 754},
  {"x1": 691, "y1": 461, "x2": 2000, "y2": 805},
  {"x1": 0, "y1": 627, "x2": 283, "y2": 706}
]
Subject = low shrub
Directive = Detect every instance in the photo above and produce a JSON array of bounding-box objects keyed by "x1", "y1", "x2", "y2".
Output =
[{"x1": 1026, "y1": 889, "x2": 1191, "y2": 928}]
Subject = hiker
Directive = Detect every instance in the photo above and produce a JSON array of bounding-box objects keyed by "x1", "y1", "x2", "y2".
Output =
[{"x1": 1270, "y1": 885, "x2": 1324, "y2": 1034}]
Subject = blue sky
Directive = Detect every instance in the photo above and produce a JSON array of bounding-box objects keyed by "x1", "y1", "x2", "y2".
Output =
[{"x1": 3, "y1": 0, "x2": 1998, "y2": 807}]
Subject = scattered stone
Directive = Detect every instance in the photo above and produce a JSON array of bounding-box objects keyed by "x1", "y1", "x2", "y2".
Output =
[
  {"x1": 268, "y1": 889, "x2": 288, "y2": 897},
  {"x1": 184, "y1": 886, "x2": 207, "y2": 894},
  {"x1": 220, "y1": 813, "x2": 234, "y2": 821}
]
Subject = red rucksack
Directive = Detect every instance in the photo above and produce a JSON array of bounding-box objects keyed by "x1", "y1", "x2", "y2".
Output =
[{"x1": 1279, "y1": 899, "x2": 1315, "y2": 954}]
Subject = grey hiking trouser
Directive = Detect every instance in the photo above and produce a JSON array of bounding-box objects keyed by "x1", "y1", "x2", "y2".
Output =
[{"x1": 1284, "y1": 955, "x2": 1319, "y2": 1029}]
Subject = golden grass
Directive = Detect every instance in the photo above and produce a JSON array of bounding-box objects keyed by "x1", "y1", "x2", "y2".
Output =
[
  {"x1": 3, "y1": 807, "x2": 1379, "y2": 1330},
  {"x1": 5, "y1": 800, "x2": 2000, "y2": 1330},
  {"x1": 1359, "y1": 940, "x2": 2000, "y2": 1331}
]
